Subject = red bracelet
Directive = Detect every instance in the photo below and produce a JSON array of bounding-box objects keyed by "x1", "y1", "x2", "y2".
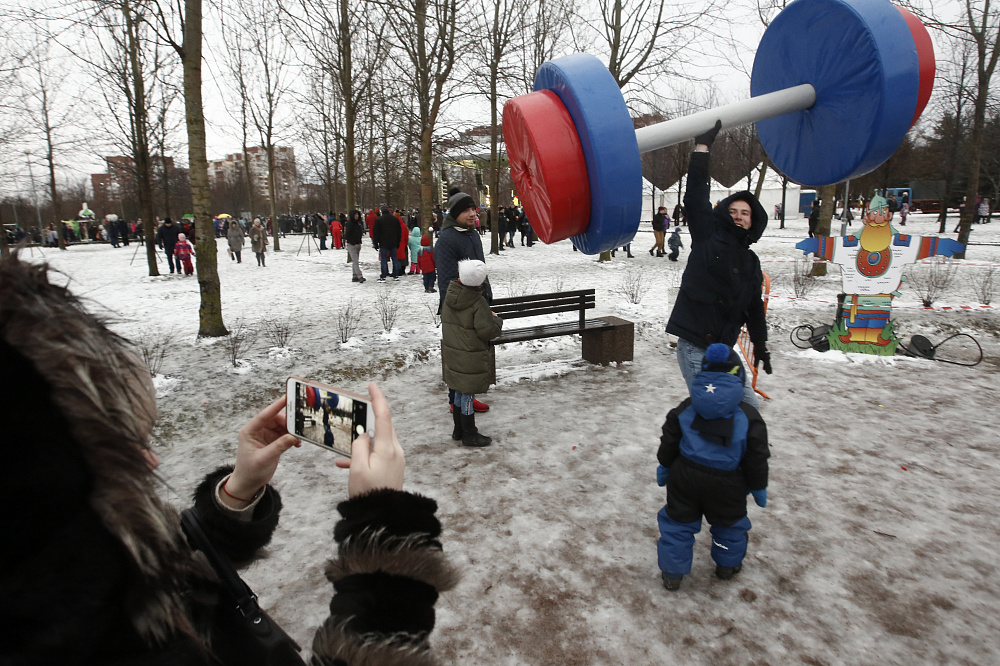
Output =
[{"x1": 222, "y1": 478, "x2": 253, "y2": 503}]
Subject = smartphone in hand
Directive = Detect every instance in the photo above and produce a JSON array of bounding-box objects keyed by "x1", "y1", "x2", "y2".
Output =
[{"x1": 286, "y1": 377, "x2": 374, "y2": 457}]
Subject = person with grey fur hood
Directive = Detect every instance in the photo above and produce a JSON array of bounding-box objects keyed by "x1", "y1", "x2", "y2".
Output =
[
  {"x1": 665, "y1": 120, "x2": 772, "y2": 410},
  {"x1": 0, "y1": 255, "x2": 458, "y2": 665}
]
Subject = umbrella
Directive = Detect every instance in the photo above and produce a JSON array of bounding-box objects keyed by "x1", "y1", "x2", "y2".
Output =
[{"x1": 217, "y1": 213, "x2": 232, "y2": 219}]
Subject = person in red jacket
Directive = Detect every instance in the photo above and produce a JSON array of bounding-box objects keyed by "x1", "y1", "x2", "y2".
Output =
[
  {"x1": 330, "y1": 214, "x2": 343, "y2": 249},
  {"x1": 365, "y1": 209, "x2": 377, "y2": 241},
  {"x1": 418, "y1": 234, "x2": 436, "y2": 293},
  {"x1": 396, "y1": 212, "x2": 409, "y2": 278},
  {"x1": 173, "y1": 233, "x2": 195, "y2": 276}
]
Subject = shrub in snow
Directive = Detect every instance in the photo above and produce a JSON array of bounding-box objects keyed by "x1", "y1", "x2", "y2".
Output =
[
  {"x1": 374, "y1": 288, "x2": 400, "y2": 332},
  {"x1": 907, "y1": 259, "x2": 958, "y2": 308},
  {"x1": 337, "y1": 298, "x2": 364, "y2": 343},
  {"x1": 615, "y1": 269, "x2": 651, "y2": 305},
  {"x1": 224, "y1": 318, "x2": 257, "y2": 368},
  {"x1": 136, "y1": 328, "x2": 176, "y2": 377},
  {"x1": 792, "y1": 258, "x2": 818, "y2": 299},
  {"x1": 425, "y1": 302, "x2": 441, "y2": 328},
  {"x1": 261, "y1": 315, "x2": 294, "y2": 348},
  {"x1": 971, "y1": 264, "x2": 995, "y2": 305}
]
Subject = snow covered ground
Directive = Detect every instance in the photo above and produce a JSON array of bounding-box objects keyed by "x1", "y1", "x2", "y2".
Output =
[{"x1": 25, "y1": 212, "x2": 1000, "y2": 664}]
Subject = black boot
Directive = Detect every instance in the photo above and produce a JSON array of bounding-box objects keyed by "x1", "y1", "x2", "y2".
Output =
[
  {"x1": 460, "y1": 413, "x2": 492, "y2": 447},
  {"x1": 452, "y1": 408, "x2": 463, "y2": 441},
  {"x1": 715, "y1": 564, "x2": 742, "y2": 580}
]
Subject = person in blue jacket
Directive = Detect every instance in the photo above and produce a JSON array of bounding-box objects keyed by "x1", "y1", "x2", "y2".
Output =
[{"x1": 655, "y1": 343, "x2": 769, "y2": 591}]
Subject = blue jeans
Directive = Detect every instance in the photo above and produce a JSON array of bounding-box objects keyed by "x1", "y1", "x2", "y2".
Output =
[
  {"x1": 164, "y1": 245, "x2": 176, "y2": 273},
  {"x1": 676, "y1": 338, "x2": 760, "y2": 410},
  {"x1": 379, "y1": 248, "x2": 394, "y2": 278},
  {"x1": 319, "y1": 236, "x2": 327, "y2": 250},
  {"x1": 453, "y1": 391, "x2": 475, "y2": 416}
]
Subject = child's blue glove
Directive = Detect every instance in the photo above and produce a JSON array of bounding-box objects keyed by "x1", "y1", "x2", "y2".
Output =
[
  {"x1": 656, "y1": 465, "x2": 670, "y2": 487},
  {"x1": 750, "y1": 488, "x2": 767, "y2": 508}
]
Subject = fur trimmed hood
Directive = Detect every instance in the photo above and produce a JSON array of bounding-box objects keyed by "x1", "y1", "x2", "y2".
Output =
[{"x1": 0, "y1": 255, "x2": 208, "y2": 656}]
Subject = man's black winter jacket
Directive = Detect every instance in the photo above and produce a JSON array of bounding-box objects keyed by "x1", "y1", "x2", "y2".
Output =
[
  {"x1": 665, "y1": 151, "x2": 767, "y2": 348},
  {"x1": 372, "y1": 212, "x2": 401, "y2": 250}
]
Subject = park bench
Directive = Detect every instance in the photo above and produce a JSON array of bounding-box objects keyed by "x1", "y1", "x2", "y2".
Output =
[{"x1": 488, "y1": 288, "x2": 633, "y2": 383}]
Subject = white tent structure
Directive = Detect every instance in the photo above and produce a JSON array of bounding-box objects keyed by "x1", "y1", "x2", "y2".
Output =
[{"x1": 641, "y1": 169, "x2": 802, "y2": 223}]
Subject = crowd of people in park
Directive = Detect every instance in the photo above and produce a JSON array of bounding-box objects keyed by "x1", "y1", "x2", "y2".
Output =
[
  {"x1": 0, "y1": 127, "x2": 779, "y2": 663},
  {"x1": 10, "y1": 111, "x2": 1000, "y2": 660}
]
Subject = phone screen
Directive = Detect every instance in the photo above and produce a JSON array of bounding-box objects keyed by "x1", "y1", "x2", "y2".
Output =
[{"x1": 290, "y1": 380, "x2": 369, "y2": 456}]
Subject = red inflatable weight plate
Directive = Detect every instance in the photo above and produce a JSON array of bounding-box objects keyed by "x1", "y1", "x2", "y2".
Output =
[
  {"x1": 896, "y1": 5, "x2": 935, "y2": 127},
  {"x1": 502, "y1": 90, "x2": 590, "y2": 244}
]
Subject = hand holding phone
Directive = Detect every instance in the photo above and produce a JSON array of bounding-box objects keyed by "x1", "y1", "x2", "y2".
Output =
[
  {"x1": 286, "y1": 377, "x2": 375, "y2": 458},
  {"x1": 336, "y1": 382, "x2": 405, "y2": 498},
  {"x1": 226, "y1": 395, "x2": 302, "y2": 504}
]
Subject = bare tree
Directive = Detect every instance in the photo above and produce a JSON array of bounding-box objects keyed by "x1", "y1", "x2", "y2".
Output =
[
  {"x1": 570, "y1": 0, "x2": 709, "y2": 261},
  {"x1": 470, "y1": 0, "x2": 525, "y2": 255},
  {"x1": 83, "y1": 0, "x2": 171, "y2": 273},
  {"x1": 20, "y1": 43, "x2": 84, "y2": 250},
  {"x1": 911, "y1": 0, "x2": 1000, "y2": 258},
  {"x1": 518, "y1": 0, "x2": 575, "y2": 95},
  {"x1": 225, "y1": 0, "x2": 296, "y2": 251},
  {"x1": 217, "y1": 16, "x2": 258, "y2": 221},
  {"x1": 151, "y1": 0, "x2": 228, "y2": 336},
  {"x1": 930, "y1": 35, "x2": 974, "y2": 233},
  {"x1": 386, "y1": 0, "x2": 463, "y2": 234},
  {"x1": 0, "y1": 44, "x2": 23, "y2": 259},
  {"x1": 298, "y1": 69, "x2": 343, "y2": 213},
  {"x1": 289, "y1": 0, "x2": 388, "y2": 213}
]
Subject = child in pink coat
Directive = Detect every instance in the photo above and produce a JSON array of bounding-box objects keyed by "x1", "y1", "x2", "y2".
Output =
[{"x1": 173, "y1": 233, "x2": 195, "y2": 276}]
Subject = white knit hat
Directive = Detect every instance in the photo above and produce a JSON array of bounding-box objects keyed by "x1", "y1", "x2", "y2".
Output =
[{"x1": 458, "y1": 259, "x2": 487, "y2": 287}]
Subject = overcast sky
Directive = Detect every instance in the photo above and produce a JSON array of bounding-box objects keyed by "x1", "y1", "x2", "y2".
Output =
[{"x1": 4, "y1": 0, "x2": 967, "y2": 198}]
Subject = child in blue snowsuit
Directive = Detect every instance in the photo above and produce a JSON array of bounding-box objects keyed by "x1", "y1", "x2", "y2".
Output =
[{"x1": 656, "y1": 343, "x2": 769, "y2": 590}]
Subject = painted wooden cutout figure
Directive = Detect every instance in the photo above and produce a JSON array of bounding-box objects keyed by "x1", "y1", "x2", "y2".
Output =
[{"x1": 795, "y1": 192, "x2": 963, "y2": 354}]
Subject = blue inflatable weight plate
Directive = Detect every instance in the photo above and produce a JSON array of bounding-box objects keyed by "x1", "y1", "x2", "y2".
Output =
[
  {"x1": 534, "y1": 54, "x2": 642, "y2": 254},
  {"x1": 751, "y1": 0, "x2": 918, "y2": 187}
]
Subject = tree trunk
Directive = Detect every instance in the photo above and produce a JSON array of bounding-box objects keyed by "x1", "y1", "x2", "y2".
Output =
[
  {"x1": 780, "y1": 175, "x2": 787, "y2": 230},
  {"x1": 420, "y1": 124, "x2": 434, "y2": 235},
  {"x1": 267, "y1": 144, "x2": 280, "y2": 251},
  {"x1": 0, "y1": 207, "x2": 10, "y2": 259},
  {"x1": 753, "y1": 155, "x2": 769, "y2": 199},
  {"x1": 44, "y1": 129, "x2": 65, "y2": 251},
  {"x1": 125, "y1": 3, "x2": 159, "y2": 275},
  {"x1": 956, "y1": 86, "x2": 990, "y2": 259},
  {"x1": 184, "y1": 0, "x2": 226, "y2": 336},
  {"x1": 811, "y1": 183, "x2": 836, "y2": 276},
  {"x1": 340, "y1": 0, "x2": 356, "y2": 214}
]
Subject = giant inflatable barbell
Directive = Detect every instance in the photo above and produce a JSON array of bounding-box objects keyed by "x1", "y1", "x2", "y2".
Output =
[{"x1": 502, "y1": 0, "x2": 935, "y2": 255}]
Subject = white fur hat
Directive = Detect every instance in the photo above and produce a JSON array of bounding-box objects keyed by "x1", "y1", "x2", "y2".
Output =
[{"x1": 458, "y1": 259, "x2": 487, "y2": 287}]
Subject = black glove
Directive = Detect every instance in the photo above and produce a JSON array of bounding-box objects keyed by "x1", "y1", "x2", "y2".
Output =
[
  {"x1": 694, "y1": 119, "x2": 722, "y2": 149},
  {"x1": 754, "y1": 343, "x2": 773, "y2": 375}
]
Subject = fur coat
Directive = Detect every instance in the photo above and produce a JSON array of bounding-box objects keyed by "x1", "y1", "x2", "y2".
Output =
[{"x1": 0, "y1": 256, "x2": 458, "y2": 665}]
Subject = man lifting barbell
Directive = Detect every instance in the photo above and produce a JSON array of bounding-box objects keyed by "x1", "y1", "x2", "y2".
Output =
[{"x1": 666, "y1": 120, "x2": 771, "y2": 411}]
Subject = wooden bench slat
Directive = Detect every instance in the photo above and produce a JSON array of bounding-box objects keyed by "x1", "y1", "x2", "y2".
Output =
[
  {"x1": 493, "y1": 318, "x2": 613, "y2": 344},
  {"x1": 492, "y1": 294, "x2": 596, "y2": 311},
  {"x1": 493, "y1": 302, "x2": 596, "y2": 319},
  {"x1": 491, "y1": 288, "x2": 595, "y2": 306}
]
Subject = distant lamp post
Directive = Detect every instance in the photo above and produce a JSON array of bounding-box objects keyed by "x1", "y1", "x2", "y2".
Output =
[{"x1": 24, "y1": 151, "x2": 43, "y2": 239}]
